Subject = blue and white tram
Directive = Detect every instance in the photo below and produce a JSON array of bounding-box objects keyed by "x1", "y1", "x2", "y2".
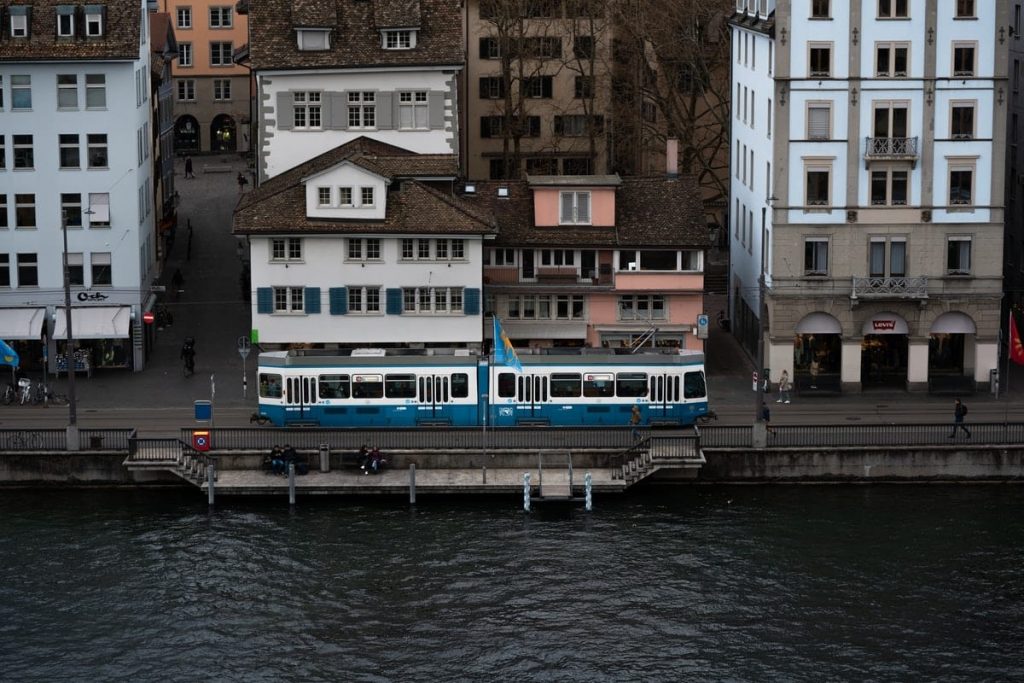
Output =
[{"x1": 256, "y1": 348, "x2": 709, "y2": 428}]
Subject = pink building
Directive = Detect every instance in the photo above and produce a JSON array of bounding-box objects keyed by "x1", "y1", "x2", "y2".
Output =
[{"x1": 461, "y1": 174, "x2": 710, "y2": 351}]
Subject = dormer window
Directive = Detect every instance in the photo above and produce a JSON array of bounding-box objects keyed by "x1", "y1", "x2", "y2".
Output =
[
  {"x1": 297, "y1": 28, "x2": 331, "y2": 51},
  {"x1": 85, "y1": 6, "x2": 105, "y2": 37},
  {"x1": 560, "y1": 191, "x2": 591, "y2": 225},
  {"x1": 9, "y1": 6, "x2": 29, "y2": 38},
  {"x1": 56, "y1": 6, "x2": 76, "y2": 37},
  {"x1": 383, "y1": 29, "x2": 415, "y2": 50}
]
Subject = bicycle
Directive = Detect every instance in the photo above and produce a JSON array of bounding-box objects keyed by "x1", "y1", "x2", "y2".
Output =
[{"x1": 34, "y1": 385, "x2": 69, "y2": 406}]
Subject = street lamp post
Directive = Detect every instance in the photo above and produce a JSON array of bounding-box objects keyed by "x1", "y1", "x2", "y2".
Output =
[
  {"x1": 61, "y1": 209, "x2": 79, "y2": 449},
  {"x1": 755, "y1": 206, "x2": 767, "y2": 424}
]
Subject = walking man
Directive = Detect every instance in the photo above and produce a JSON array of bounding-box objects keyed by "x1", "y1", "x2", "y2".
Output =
[
  {"x1": 184, "y1": 155, "x2": 194, "y2": 179},
  {"x1": 949, "y1": 398, "x2": 971, "y2": 439},
  {"x1": 630, "y1": 403, "x2": 642, "y2": 441}
]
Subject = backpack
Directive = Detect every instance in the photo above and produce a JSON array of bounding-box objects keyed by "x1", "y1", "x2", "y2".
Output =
[{"x1": 961, "y1": 404, "x2": 967, "y2": 416}]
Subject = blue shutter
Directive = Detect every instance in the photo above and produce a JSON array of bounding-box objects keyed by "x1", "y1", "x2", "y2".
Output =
[
  {"x1": 257, "y1": 287, "x2": 273, "y2": 314},
  {"x1": 305, "y1": 287, "x2": 321, "y2": 314},
  {"x1": 329, "y1": 287, "x2": 348, "y2": 315},
  {"x1": 464, "y1": 287, "x2": 481, "y2": 316},
  {"x1": 386, "y1": 288, "x2": 403, "y2": 315}
]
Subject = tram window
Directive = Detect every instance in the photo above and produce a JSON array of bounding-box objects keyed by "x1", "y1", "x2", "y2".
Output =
[
  {"x1": 583, "y1": 373, "x2": 614, "y2": 398},
  {"x1": 672, "y1": 375, "x2": 681, "y2": 402},
  {"x1": 352, "y1": 374, "x2": 384, "y2": 399},
  {"x1": 550, "y1": 373, "x2": 581, "y2": 397},
  {"x1": 385, "y1": 373, "x2": 417, "y2": 398},
  {"x1": 615, "y1": 372, "x2": 648, "y2": 397},
  {"x1": 451, "y1": 373, "x2": 469, "y2": 398},
  {"x1": 497, "y1": 372, "x2": 516, "y2": 398},
  {"x1": 318, "y1": 374, "x2": 350, "y2": 399},
  {"x1": 684, "y1": 371, "x2": 707, "y2": 399},
  {"x1": 259, "y1": 373, "x2": 283, "y2": 398}
]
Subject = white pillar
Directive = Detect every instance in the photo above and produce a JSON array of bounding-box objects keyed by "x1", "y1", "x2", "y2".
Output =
[
  {"x1": 841, "y1": 340, "x2": 862, "y2": 385},
  {"x1": 974, "y1": 342, "x2": 998, "y2": 383},
  {"x1": 908, "y1": 341, "x2": 929, "y2": 385},
  {"x1": 767, "y1": 341, "x2": 793, "y2": 378}
]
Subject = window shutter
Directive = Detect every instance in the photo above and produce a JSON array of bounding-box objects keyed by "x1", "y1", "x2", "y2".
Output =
[
  {"x1": 478, "y1": 77, "x2": 489, "y2": 98},
  {"x1": 560, "y1": 193, "x2": 574, "y2": 222},
  {"x1": 320, "y1": 93, "x2": 333, "y2": 130},
  {"x1": 480, "y1": 117, "x2": 491, "y2": 138},
  {"x1": 305, "y1": 287, "x2": 321, "y2": 314},
  {"x1": 276, "y1": 92, "x2": 294, "y2": 130},
  {"x1": 329, "y1": 91, "x2": 348, "y2": 129},
  {"x1": 428, "y1": 91, "x2": 445, "y2": 129},
  {"x1": 478, "y1": 37, "x2": 490, "y2": 58},
  {"x1": 464, "y1": 288, "x2": 481, "y2": 316},
  {"x1": 257, "y1": 287, "x2": 273, "y2": 313},
  {"x1": 576, "y1": 193, "x2": 591, "y2": 223},
  {"x1": 386, "y1": 288, "x2": 403, "y2": 315},
  {"x1": 542, "y1": 77, "x2": 552, "y2": 98},
  {"x1": 807, "y1": 106, "x2": 829, "y2": 139},
  {"x1": 329, "y1": 287, "x2": 348, "y2": 315},
  {"x1": 376, "y1": 91, "x2": 393, "y2": 129}
]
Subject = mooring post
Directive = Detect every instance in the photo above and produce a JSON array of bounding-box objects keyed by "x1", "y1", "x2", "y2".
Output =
[
  {"x1": 584, "y1": 471, "x2": 593, "y2": 512},
  {"x1": 207, "y1": 458, "x2": 215, "y2": 507},
  {"x1": 409, "y1": 463, "x2": 416, "y2": 505},
  {"x1": 288, "y1": 462, "x2": 296, "y2": 506},
  {"x1": 523, "y1": 472, "x2": 531, "y2": 512},
  {"x1": 482, "y1": 466, "x2": 487, "y2": 484}
]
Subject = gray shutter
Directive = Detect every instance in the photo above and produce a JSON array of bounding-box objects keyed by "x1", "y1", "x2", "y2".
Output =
[
  {"x1": 277, "y1": 92, "x2": 294, "y2": 130},
  {"x1": 464, "y1": 288, "x2": 481, "y2": 316},
  {"x1": 329, "y1": 91, "x2": 348, "y2": 130},
  {"x1": 257, "y1": 287, "x2": 273, "y2": 314},
  {"x1": 320, "y1": 93, "x2": 332, "y2": 130},
  {"x1": 329, "y1": 287, "x2": 348, "y2": 315},
  {"x1": 376, "y1": 91, "x2": 394, "y2": 129},
  {"x1": 386, "y1": 288, "x2": 403, "y2": 315},
  {"x1": 305, "y1": 287, "x2": 321, "y2": 314},
  {"x1": 428, "y1": 91, "x2": 446, "y2": 129}
]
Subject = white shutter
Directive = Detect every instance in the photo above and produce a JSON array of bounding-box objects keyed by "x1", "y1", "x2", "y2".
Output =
[
  {"x1": 560, "y1": 192, "x2": 574, "y2": 223},
  {"x1": 807, "y1": 106, "x2": 830, "y2": 139},
  {"x1": 576, "y1": 192, "x2": 591, "y2": 223}
]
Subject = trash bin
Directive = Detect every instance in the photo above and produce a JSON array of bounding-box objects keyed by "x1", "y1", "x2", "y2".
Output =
[
  {"x1": 89, "y1": 435, "x2": 104, "y2": 449},
  {"x1": 319, "y1": 443, "x2": 330, "y2": 473},
  {"x1": 990, "y1": 368, "x2": 999, "y2": 396}
]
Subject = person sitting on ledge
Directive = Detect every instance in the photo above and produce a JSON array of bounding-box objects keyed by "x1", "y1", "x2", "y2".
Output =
[
  {"x1": 269, "y1": 445, "x2": 284, "y2": 475},
  {"x1": 357, "y1": 444, "x2": 370, "y2": 471}
]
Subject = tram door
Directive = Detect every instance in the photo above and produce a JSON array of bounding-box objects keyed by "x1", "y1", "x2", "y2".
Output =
[
  {"x1": 648, "y1": 373, "x2": 680, "y2": 421},
  {"x1": 418, "y1": 374, "x2": 450, "y2": 420},
  {"x1": 516, "y1": 374, "x2": 548, "y2": 421},
  {"x1": 285, "y1": 374, "x2": 318, "y2": 419}
]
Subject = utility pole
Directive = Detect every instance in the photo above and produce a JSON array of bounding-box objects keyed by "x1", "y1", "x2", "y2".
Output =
[{"x1": 61, "y1": 209, "x2": 80, "y2": 450}]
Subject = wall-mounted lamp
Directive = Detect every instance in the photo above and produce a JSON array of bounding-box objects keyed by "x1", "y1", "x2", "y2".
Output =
[
  {"x1": 1000, "y1": 26, "x2": 1007, "y2": 44},
  {"x1": 927, "y1": 27, "x2": 935, "y2": 45},
  {"x1": 850, "y1": 87, "x2": 858, "y2": 106},
  {"x1": 851, "y1": 27, "x2": 859, "y2": 46},
  {"x1": 998, "y1": 86, "x2": 1005, "y2": 106},
  {"x1": 779, "y1": 27, "x2": 787, "y2": 45}
]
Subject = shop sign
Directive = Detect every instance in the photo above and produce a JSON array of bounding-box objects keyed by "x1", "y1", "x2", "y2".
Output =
[{"x1": 872, "y1": 320, "x2": 897, "y2": 331}]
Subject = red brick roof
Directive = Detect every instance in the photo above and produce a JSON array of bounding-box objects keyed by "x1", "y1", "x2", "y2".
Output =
[{"x1": 0, "y1": 0, "x2": 141, "y2": 61}]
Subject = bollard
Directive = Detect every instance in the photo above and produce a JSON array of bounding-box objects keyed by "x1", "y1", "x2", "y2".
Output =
[
  {"x1": 319, "y1": 443, "x2": 330, "y2": 473},
  {"x1": 207, "y1": 459, "x2": 215, "y2": 506},
  {"x1": 584, "y1": 471, "x2": 592, "y2": 512},
  {"x1": 482, "y1": 466, "x2": 487, "y2": 485},
  {"x1": 409, "y1": 463, "x2": 416, "y2": 505},
  {"x1": 523, "y1": 472, "x2": 531, "y2": 512},
  {"x1": 288, "y1": 462, "x2": 296, "y2": 506}
]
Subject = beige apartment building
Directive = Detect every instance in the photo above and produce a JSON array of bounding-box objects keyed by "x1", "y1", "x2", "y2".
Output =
[{"x1": 161, "y1": 0, "x2": 249, "y2": 153}]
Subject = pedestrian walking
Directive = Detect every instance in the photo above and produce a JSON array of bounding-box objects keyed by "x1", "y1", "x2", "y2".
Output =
[
  {"x1": 237, "y1": 172, "x2": 249, "y2": 192},
  {"x1": 184, "y1": 155, "x2": 194, "y2": 179},
  {"x1": 630, "y1": 403, "x2": 642, "y2": 441},
  {"x1": 776, "y1": 369, "x2": 792, "y2": 404},
  {"x1": 948, "y1": 398, "x2": 971, "y2": 438},
  {"x1": 761, "y1": 404, "x2": 776, "y2": 434}
]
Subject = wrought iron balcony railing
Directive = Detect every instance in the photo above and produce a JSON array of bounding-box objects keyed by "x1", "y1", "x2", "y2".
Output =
[
  {"x1": 864, "y1": 136, "x2": 919, "y2": 164},
  {"x1": 851, "y1": 276, "x2": 928, "y2": 300}
]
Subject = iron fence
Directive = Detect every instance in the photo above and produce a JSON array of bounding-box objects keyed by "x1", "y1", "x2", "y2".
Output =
[
  {"x1": 0, "y1": 429, "x2": 66, "y2": 451},
  {"x1": 81, "y1": 428, "x2": 136, "y2": 451},
  {"x1": 700, "y1": 422, "x2": 1024, "y2": 449}
]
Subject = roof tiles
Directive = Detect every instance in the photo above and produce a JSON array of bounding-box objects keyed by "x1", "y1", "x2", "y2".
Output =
[{"x1": 0, "y1": 0, "x2": 141, "y2": 62}]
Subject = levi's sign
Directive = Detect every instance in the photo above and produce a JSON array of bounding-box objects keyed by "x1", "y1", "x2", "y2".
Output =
[{"x1": 872, "y1": 320, "x2": 897, "y2": 331}]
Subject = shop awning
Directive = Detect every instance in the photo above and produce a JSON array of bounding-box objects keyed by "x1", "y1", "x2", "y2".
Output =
[
  {"x1": 930, "y1": 312, "x2": 976, "y2": 334},
  {"x1": 0, "y1": 308, "x2": 46, "y2": 340},
  {"x1": 862, "y1": 312, "x2": 908, "y2": 335},
  {"x1": 52, "y1": 306, "x2": 131, "y2": 340},
  {"x1": 795, "y1": 312, "x2": 842, "y2": 334}
]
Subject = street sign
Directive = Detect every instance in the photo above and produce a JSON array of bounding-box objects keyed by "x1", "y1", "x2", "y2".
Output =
[
  {"x1": 192, "y1": 430, "x2": 211, "y2": 452},
  {"x1": 142, "y1": 311, "x2": 155, "y2": 324},
  {"x1": 237, "y1": 336, "x2": 251, "y2": 360},
  {"x1": 696, "y1": 314, "x2": 709, "y2": 340},
  {"x1": 194, "y1": 399, "x2": 212, "y2": 421},
  {"x1": 752, "y1": 371, "x2": 758, "y2": 392}
]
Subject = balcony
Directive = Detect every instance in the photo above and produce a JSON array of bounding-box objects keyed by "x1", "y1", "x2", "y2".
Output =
[
  {"x1": 864, "y1": 137, "x2": 919, "y2": 167},
  {"x1": 850, "y1": 276, "x2": 928, "y2": 302}
]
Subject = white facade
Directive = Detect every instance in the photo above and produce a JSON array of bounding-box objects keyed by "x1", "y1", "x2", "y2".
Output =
[
  {"x1": 730, "y1": 0, "x2": 1007, "y2": 392},
  {"x1": 0, "y1": 0, "x2": 156, "y2": 372},
  {"x1": 257, "y1": 68, "x2": 460, "y2": 181}
]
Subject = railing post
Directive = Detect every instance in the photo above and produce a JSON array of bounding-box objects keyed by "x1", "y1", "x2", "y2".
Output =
[
  {"x1": 288, "y1": 462, "x2": 296, "y2": 506},
  {"x1": 523, "y1": 472, "x2": 531, "y2": 512},
  {"x1": 207, "y1": 458, "x2": 215, "y2": 506}
]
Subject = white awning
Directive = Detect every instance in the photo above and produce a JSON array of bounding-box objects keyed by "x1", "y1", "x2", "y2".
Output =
[
  {"x1": 930, "y1": 312, "x2": 977, "y2": 334},
  {"x1": 795, "y1": 312, "x2": 842, "y2": 335},
  {"x1": 0, "y1": 308, "x2": 46, "y2": 340},
  {"x1": 489, "y1": 321, "x2": 588, "y2": 340},
  {"x1": 52, "y1": 306, "x2": 131, "y2": 340},
  {"x1": 862, "y1": 312, "x2": 908, "y2": 335}
]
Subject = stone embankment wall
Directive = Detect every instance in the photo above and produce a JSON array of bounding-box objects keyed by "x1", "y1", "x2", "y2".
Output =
[{"x1": 0, "y1": 452, "x2": 183, "y2": 487}]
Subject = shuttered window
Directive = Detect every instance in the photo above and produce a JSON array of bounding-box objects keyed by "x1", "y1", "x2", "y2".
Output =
[{"x1": 807, "y1": 104, "x2": 830, "y2": 139}]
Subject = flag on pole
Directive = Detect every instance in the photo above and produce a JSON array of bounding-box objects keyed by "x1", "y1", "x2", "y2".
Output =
[
  {"x1": 1010, "y1": 311, "x2": 1024, "y2": 365},
  {"x1": 493, "y1": 317, "x2": 522, "y2": 372},
  {"x1": 0, "y1": 340, "x2": 20, "y2": 368}
]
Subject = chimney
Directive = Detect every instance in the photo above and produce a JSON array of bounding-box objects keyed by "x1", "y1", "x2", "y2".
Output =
[{"x1": 666, "y1": 138, "x2": 679, "y2": 179}]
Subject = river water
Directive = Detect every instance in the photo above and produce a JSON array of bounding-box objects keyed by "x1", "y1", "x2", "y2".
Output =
[{"x1": 1, "y1": 486, "x2": 1022, "y2": 682}]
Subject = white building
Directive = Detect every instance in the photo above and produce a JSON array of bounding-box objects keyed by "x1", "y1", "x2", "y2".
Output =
[
  {"x1": 730, "y1": 0, "x2": 1008, "y2": 393},
  {"x1": 0, "y1": 0, "x2": 158, "y2": 374},
  {"x1": 247, "y1": 0, "x2": 463, "y2": 182}
]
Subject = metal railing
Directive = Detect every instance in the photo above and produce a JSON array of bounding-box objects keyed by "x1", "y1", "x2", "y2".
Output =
[
  {"x1": 865, "y1": 136, "x2": 919, "y2": 158},
  {"x1": 851, "y1": 276, "x2": 928, "y2": 300},
  {"x1": 700, "y1": 422, "x2": 1024, "y2": 449},
  {"x1": 0, "y1": 429, "x2": 66, "y2": 451}
]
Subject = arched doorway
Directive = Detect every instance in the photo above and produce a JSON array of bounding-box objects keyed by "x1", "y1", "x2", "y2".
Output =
[
  {"x1": 175, "y1": 115, "x2": 200, "y2": 152},
  {"x1": 794, "y1": 312, "x2": 842, "y2": 392},
  {"x1": 211, "y1": 114, "x2": 236, "y2": 152},
  {"x1": 929, "y1": 312, "x2": 976, "y2": 393},
  {"x1": 861, "y1": 312, "x2": 909, "y2": 388}
]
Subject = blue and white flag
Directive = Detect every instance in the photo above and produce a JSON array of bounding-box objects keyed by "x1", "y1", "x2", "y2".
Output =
[
  {"x1": 0, "y1": 340, "x2": 20, "y2": 368},
  {"x1": 493, "y1": 317, "x2": 522, "y2": 372}
]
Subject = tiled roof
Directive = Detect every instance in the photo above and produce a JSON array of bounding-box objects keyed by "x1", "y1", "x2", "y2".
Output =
[
  {"x1": 234, "y1": 137, "x2": 494, "y2": 236},
  {"x1": 456, "y1": 177, "x2": 711, "y2": 249},
  {"x1": 0, "y1": 0, "x2": 141, "y2": 62},
  {"x1": 249, "y1": 0, "x2": 462, "y2": 71}
]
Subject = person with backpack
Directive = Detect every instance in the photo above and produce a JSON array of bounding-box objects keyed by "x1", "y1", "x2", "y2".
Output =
[
  {"x1": 180, "y1": 337, "x2": 196, "y2": 377},
  {"x1": 949, "y1": 398, "x2": 971, "y2": 439}
]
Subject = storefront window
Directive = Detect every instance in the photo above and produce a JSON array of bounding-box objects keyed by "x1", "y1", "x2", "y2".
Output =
[{"x1": 794, "y1": 333, "x2": 841, "y2": 390}]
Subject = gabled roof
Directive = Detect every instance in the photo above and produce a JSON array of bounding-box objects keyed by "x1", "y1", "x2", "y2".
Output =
[
  {"x1": 249, "y1": 0, "x2": 462, "y2": 71},
  {"x1": 0, "y1": 0, "x2": 141, "y2": 62},
  {"x1": 233, "y1": 137, "x2": 494, "y2": 237},
  {"x1": 456, "y1": 177, "x2": 711, "y2": 249}
]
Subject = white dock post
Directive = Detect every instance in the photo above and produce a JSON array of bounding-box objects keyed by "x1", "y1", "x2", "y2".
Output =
[
  {"x1": 288, "y1": 462, "x2": 296, "y2": 506},
  {"x1": 584, "y1": 472, "x2": 593, "y2": 511},
  {"x1": 207, "y1": 459, "x2": 215, "y2": 506},
  {"x1": 409, "y1": 463, "x2": 416, "y2": 505},
  {"x1": 523, "y1": 473, "x2": 531, "y2": 512}
]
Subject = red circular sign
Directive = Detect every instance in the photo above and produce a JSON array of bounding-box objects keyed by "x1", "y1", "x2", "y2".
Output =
[{"x1": 143, "y1": 311, "x2": 155, "y2": 324}]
